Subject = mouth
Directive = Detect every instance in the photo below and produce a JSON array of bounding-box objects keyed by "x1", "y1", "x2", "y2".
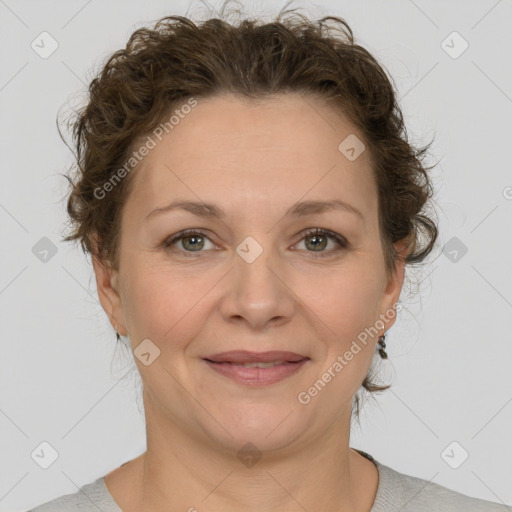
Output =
[
  {"x1": 206, "y1": 360, "x2": 300, "y2": 368},
  {"x1": 202, "y1": 350, "x2": 310, "y2": 386},
  {"x1": 203, "y1": 350, "x2": 308, "y2": 364}
]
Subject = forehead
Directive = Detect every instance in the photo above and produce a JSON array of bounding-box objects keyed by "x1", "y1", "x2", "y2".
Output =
[{"x1": 127, "y1": 93, "x2": 377, "y2": 220}]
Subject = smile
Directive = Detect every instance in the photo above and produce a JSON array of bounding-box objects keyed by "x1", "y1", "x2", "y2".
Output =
[{"x1": 203, "y1": 359, "x2": 309, "y2": 386}]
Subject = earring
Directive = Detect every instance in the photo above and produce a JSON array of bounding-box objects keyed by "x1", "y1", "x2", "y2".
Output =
[
  {"x1": 377, "y1": 333, "x2": 388, "y2": 359},
  {"x1": 114, "y1": 322, "x2": 121, "y2": 342}
]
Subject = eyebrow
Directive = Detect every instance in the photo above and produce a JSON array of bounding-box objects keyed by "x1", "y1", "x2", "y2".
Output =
[{"x1": 145, "y1": 199, "x2": 364, "y2": 222}]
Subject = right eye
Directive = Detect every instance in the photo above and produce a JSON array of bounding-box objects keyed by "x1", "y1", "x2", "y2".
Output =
[{"x1": 163, "y1": 229, "x2": 216, "y2": 254}]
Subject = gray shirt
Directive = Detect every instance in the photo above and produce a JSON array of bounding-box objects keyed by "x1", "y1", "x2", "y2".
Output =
[{"x1": 28, "y1": 451, "x2": 511, "y2": 511}]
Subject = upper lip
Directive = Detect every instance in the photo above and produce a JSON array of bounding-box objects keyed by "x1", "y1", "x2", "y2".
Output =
[{"x1": 203, "y1": 350, "x2": 309, "y2": 364}]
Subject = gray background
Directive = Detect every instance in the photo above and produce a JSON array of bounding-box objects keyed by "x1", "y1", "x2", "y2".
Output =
[{"x1": 1, "y1": 0, "x2": 511, "y2": 510}]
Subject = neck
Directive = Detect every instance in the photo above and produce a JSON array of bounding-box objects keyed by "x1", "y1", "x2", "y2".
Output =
[{"x1": 121, "y1": 396, "x2": 378, "y2": 512}]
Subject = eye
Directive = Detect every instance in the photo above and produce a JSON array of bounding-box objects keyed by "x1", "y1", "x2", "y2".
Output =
[
  {"x1": 294, "y1": 227, "x2": 348, "y2": 257},
  {"x1": 163, "y1": 229, "x2": 215, "y2": 255},
  {"x1": 162, "y1": 227, "x2": 348, "y2": 257}
]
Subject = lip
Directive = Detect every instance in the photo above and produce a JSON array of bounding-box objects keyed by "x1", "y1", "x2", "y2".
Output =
[
  {"x1": 203, "y1": 350, "x2": 308, "y2": 364},
  {"x1": 203, "y1": 358, "x2": 310, "y2": 386}
]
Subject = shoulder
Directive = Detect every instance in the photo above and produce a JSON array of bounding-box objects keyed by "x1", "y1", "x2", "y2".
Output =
[
  {"x1": 27, "y1": 476, "x2": 121, "y2": 512},
  {"x1": 372, "y1": 458, "x2": 511, "y2": 512}
]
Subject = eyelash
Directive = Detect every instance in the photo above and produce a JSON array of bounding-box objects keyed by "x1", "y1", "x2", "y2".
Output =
[{"x1": 162, "y1": 228, "x2": 348, "y2": 258}]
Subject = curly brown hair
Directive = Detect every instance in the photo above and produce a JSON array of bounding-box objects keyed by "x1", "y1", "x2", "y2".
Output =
[{"x1": 59, "y1": 3, "x2": 439, "y2": 418}]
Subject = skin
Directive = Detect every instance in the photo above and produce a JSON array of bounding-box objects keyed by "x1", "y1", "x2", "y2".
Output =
[{"x1": 93, "y1": 92, "x2": 408, "y2": 512}]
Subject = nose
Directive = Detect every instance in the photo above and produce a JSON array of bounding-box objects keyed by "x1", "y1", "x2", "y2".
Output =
[{"x1": 219, "y1": 240, "x2": 295, "y2": 330}]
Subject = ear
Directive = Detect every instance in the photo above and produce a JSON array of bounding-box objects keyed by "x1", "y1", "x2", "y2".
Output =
[
  {"x1": 378, "y1": 238, "x2": 410, "y2": 332},
  {"x1": 92, "y1": 254, "x2": 128, "y2": 336}
]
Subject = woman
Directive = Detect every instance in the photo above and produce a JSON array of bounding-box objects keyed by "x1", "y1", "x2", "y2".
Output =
[{"x1": 29, "y1": 5, "x2": 509, "y2": 512}]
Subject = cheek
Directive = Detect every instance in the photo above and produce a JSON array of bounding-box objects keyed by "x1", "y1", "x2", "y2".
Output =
[
  {"x1": 120, "y1": 262, "x2": 171, "y2": 338},
  {"x1": 310, "y1": 274, "x2": 380, "y2": 395},
  {"x1": 300, "y1": 267, "x2": 382, "y2": 390},
  {"x1": 121, "y1": 261, "x2": 212, "y2": 345},
  {"x1": 298, "y1": 265, "x2": 381, "y2": 336}
]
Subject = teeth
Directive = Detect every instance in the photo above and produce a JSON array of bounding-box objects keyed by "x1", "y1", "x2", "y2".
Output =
[{"x1": 229, "y1": 361, "x2": 286, "y2": 368}]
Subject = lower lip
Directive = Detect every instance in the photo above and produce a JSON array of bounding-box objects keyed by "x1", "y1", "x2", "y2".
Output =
[{"x1": 203, "y1": 359, "x2": 309, "y2": 386}]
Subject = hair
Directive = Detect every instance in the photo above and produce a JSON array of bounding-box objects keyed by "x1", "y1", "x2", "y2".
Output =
[{"x1": 59, "y1": 1, "x2": 439, "y2": 420}]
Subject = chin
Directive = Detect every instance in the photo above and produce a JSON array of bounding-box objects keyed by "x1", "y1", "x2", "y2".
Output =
[{"x1": 204, "y1": 402, "x2": 305, "y2": 452}]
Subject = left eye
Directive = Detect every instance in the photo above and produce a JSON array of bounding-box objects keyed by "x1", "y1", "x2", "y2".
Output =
[
  {"x1": 163, "y1": 228, "x2": 348, "y2": 256},
  {"x1": 296, "y1": 228, "x2": 348, "y2": 255}
]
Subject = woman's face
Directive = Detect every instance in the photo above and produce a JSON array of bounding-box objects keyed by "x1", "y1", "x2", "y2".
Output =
[{"x1": 94, "y1": 92, "x2": 405, "y2": 452}]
